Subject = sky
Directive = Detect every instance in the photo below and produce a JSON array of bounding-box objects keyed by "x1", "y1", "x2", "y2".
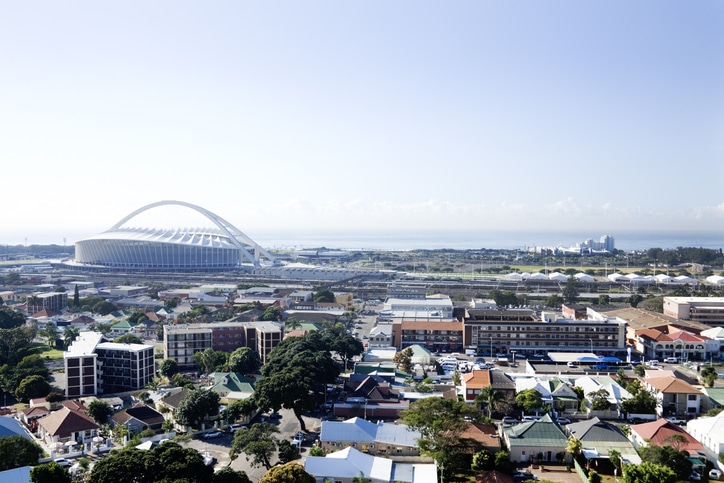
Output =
[{"x1": 1, "y1": 1, "x2": 723, "y2": 247}]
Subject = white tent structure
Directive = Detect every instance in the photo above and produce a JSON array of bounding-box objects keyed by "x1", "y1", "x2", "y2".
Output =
[
  {"x1": 549, "y1": 272, "x2": 569, "y2": 281},
  {"x1": 529, "y1": 272, "x2": 548, "y2": 280},
  {"x1": 673, "y1": 275, "x2": 696, "y2": 284},
  {"x1": 654, "y1": 274, "x2": 673, "y2": 283},
  {"x1": 574, "y1": 273, "x2": 595, "y2": 283},
  {"x1": 506, "y1": 273, "x2": 524, "y2": 281},
  {"x1": 706, "y1": 275, "x2": 724, "y2": 285},
  {"x1": 607, "y1": 273, "x2": 625, "y2": 282},
  {"x1": 521, "y1": 272, "x2": 531, "y2": 280},
  {"x1": 624, "y1": 273, "x2": 652, "y2": 284}
]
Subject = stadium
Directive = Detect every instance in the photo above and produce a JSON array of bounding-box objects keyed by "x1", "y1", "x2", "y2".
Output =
[{"x1": 72, "y1": 200, "x2": 276, "y2": 271}]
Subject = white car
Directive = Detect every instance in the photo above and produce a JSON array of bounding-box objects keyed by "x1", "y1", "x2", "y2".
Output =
[
  {"x1": 202, "y1": 430, "x2": 222, "y2": 439},
  {"x1": 228, "y1": 424, "x2": 248, "y2": 432},
  {"x1": 53, "y1": 458, "x2": 73, "y2": 468},
  {"x1": 666, "y1": 416, "x2": 686, "y2": 425},
  {"x1": 709, "y1": 470, "x2": 721, "y2": 480}
]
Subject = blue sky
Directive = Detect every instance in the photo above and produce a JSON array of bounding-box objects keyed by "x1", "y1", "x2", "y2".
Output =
[{"x1": 1, "y1": 1, "x2": 723, "y2": 246}]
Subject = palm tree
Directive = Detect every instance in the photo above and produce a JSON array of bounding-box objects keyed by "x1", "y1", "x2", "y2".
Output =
[
  {"x1": 475, "y1": 386, "x2": 510, "y2": 419},
  {"x1": 63, "y1": 326, "x2": 80, "y2": 349},
  {"x1": 285, "y1": 318, "x2": 302, "y2": 332},
  {"x1": 26, "y1": 295, "x2": 42, "y2": 314}
]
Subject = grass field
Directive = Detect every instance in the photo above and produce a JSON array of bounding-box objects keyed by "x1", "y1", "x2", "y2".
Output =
[{"x1": 27, "y1": 343, "x2": 65, "y2": 360}]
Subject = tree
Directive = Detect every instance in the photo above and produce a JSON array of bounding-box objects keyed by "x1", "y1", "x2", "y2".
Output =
[
  {"x1": 276, "y1": 439, "x2": 298, "y2": 464},
  {"x1": 258, "y1": 462, "x2": 314, "y2": 483},
  {"x1": 475, "y1": 385, "x2": 510, "y2": 419},
  {"x1": 620, "y1": 388, "x2": 657, "y2": 415},
  {"x1": 312, "y1": 290, "x2": 335, "y2": 303},
  {"x1": 515, "y1": 388, "x2": 544, "y2": 414},
  {"x1": 562, "y1": 278, "x2": 579, "y2": 304},
  {"x1": 622, "y1": 462, "x2": 677, "y2": 483},
  {"x1": 30, "y1": 462, "x2": 71, "y2": 483},
  {"x1": 352, "y1": 472, "x2": 372, "y2": 483},
  {"x1": 639, "y1": 444, "x2": 692, "y2": 481},
  {"x1": 494, "y1": 450, "x2": 512, "y2": 473},
  {"x1": 114, "y1": 333, "x2": 143, "y2": 344},
  {"x1": 597, "y1": 294, "x2": 611, "y2": 305},
  {"x1": 609, "y1": 449, "x2": 622, "y2": 475},
  {"x1": 226, "y1": 397, "x2": 258, "y2": 423},
  {"x1": 0, "y1": 435, "x2": 43, "y2": 470},
  {"x1": 589, "y1": 389, "x2": 611, "y2": 411},
  {"x1": 393, "y1": 347, "x2": 414, "y2": 373},
  {"x1": 15, "y1": 374, "x2": 51, "y2": 401},
  {"x1": 544, "y1": 294, "x2": 562, "y2": 308},
  {"x1": 328, "y1": 332, "x2": 364, "y2": 371},
  {"x1": 0, "y1": 307, "x2": 25, "y2": 329},
  {"x1": 471, "y1": 449, "x2": 494, "y2": 471},
  {"x1": 175, "y1": 389, "x2": 220, "y2": 427},
  {"x1": 40, "y1": 322, "x2": 58, "y2": 346},
  {"x1": 701, "y1": 365, "x2": 717, "y2": 387},
  {"x1": 88, "y1": 400, "x2": 113, "y2": 425},
  {"x1": 227, "y1": 347, "x2": 262, "y2": 375},
  {"x1": 566, "y1": 435, "x2": 582, "y2": 463},
  {"x1": 230, "y1": 423, "x2": 280, "y2": 470},
  {"x1": 0, "y1": 326, "x2": 36, "y2": 366},
  {"x1": 160, "y1": 358, "x2": 180, "y2": 378},
  {"x1": 255, "y1": 332, "x2": 340, "y2": 431},
  {"x1": 26, "y1": 295, "x2": 42, "y2": 314},
  {"x1": 193, "y1": 348, "x2": 227, "y2": 376},
  {"x1": 63, "y1": 326, "x2": 80, "y2": 349},
  {"x1": 402, "y1": 396, "x2": 481, "y2": 473},
  {"x1": 93, "y1": 301, "x2": 118, "y2": 316},
  {"x1": 73, "y1": 285, "x2": 80, "y2": 309},
  {"x1": 261, "y1": 306, "x2": 284, "y2": 322},
  {"x1": 213, "y1": 467, "x2": 252, "y2": 483}
]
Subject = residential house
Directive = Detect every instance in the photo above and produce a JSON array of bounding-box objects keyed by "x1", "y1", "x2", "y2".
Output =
[
  {"x1": 565, "y1": 417, "x2": 641, "y2": 472},
  {"x1": 502, "y1": 414, "x2": 569, "y2": 463},
  {"x1": 36, "y1": 406, "x2": 99, "y2": 446},
  {"x1": 687, "y1": 413, "x2": 724, "y2": 469},
  {"x1": 0, "y1": 415, "x2": 33, "y2": 440},
  {"x1": 334, "y1": 375, "x2": 408, "y2": 420},
  {"x1": 630, "y1": 418, "x2": 707, "y2": 473},
  {"x1": 207, "y1": 372, "x2": 255, "y2": 406},
  {"x1": 574, "y1": 375, "x2": 632, "y2": 419},
  {"x1": 111, "y1": 403, "x2": 165, "y2": 435},
  {"x1": 645, "y1": 375, "x2": 702, "y2": 417},
  {"x1": 368, "y1": 325, "x2": 393, "y2": 348},
  {"x1": 319, "y1": 417, "x2": 424, "y2": 458},
  {"x1": 305, "y1": 446, "x2": 438, "y2": 483},
  {"x1": 462, "y1": 370, "x2": 491, "y2": 403}
]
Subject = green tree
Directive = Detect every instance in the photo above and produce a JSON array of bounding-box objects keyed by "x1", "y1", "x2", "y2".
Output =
[
  {"x1": 515, "y1": 388, "x2": 544, "y2": 414},
  {"x1": 261, "y1": 306, "x2": 284, "y2": 322},
  {"x1": 63, "y1": 326, "x2": 80, "y2": 349},
  {"x1": 212, "y1": 466, "x2": 252, "y2": 483},
  {"x1": 0, "y1": 326, "x2": 36, "y2": 366},
  {"x1": 327, "y1": 332, "x2": 364, "y2": 371},
  {"x1": 113, "y1": 333, "x2": 143, "y2": 344},
  {"x1": 402, "y1": 396, "x2": 481, "y2": 474},
  {"x1": 176, "y1": 389, "x2": 220, "y2": 427},
  {"x1": 15, "y1": 374, "x2": 51, "y2": 401},
  {"x1": 160, "y1": 358, "x2": 180, "y2": 378},
  {"x1": 638, "y1": 444, "x2": 692, "y2": 480},
  {"x1": 494, "y1": 450, "x2": 512, "y2": 473},
  {"x1": 622, "y1": 462, "x2": 677, "y2": 483},
  {"x1": 471, "y1": 449, "x2": 494, "y2": 471},
  {"x1": 226, "y1": 397, "x2": 258, "y2": 423},
  {"x1": 227, "y1": 347, "x2": 262, "y2": 375},
  {"x1": 30, "y1": 461, "x2": 71, "y2": 483},
  {"x1": 40, "y1": 322, "x2": 58, "y2": 346},
  {"x1": 589, "y1": 389, "x2": 611, "y2": 411},
  {"x1": 634, "y1": 364, "x2": 646, "y2": 377},
  {"x1": 562, "y1": 278, "x2": 579, "y2": 304},
  {"x1": 701, "y1": 365, "x2": 718, "y2": 387},
  {"x1": 597, "y1": 294, "x2": 611, "y2": 305},
  {"x1": 566, "y1": 435, "x2": 582, "y2": 462},
  {"x1": 93, "y1": 301, "x2": 118, "y2": 316},
  {"x1": 475, "y1": 385, "x2": 510, "y2": 419},
  {"x1": 258, "y1": 462, "x2": 314, "y2": 483},
  {"x1": 229, "y1": 423, "x2": 280, "y2": 470},
  {"x1": 0, "y1": 307, "x2": 25, "y2": 329},
  {"x1": 0, "y1": 435, "x2": 43, "y2": 470},
  {"x1": 312, "y1": 290, "x2": 335, "y2": 303},
  {"x1": 544, "y1": 294, "x2": 562, "y2": 308},
  {"x1": 620, "y1": 388, "x2": 657, "y2": 415},
  {"x1": 276, "y1": 439, "x2": 298, "y2": 464},
  {"x1": 255, "y1": 332, "x2": 339, "y2": 431},
  {"x1": 193, "y1": 348, "x2": 227, "y2": 376},
  {"x1": 87, "y1": 400, "x2": 113, "y2": 425}
]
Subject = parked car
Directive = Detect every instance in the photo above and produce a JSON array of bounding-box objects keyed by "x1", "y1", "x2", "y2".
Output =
[
  {"x1": 513, "y1": 471, "x2": 538, "y2": 481},
  {"x1": 709, "y1": 470, "x2": 721, "y2": 480},
  {"x1": 646, "y1": 360, "x2": 659, "y2": 366},
  {"x1": 666, "y1": 416, "x2": 686, "y2": 425},
  {"x1": 556, "y1": 417, "x2": 572, "y2": 425},
  {"x1": 501, "y1": 416, "x2": 518, "y2": 425},
  {"x1": 53, "y1": 458, "x2": 73, "y2": 468},
  {"x1": 690, "y1": 472, "x2": 702, "y2": 481},
  {"x1": 202, "y1": 430, "x2": 222, "y2": 439},
  {"x1": 269, "y1": 411, "x2": 281, "y2": 419},
  {"x1": 592, "y1": 363, "x2": 610, "y2": 370},
  {"x1": 228, "y1": 424, "x2": 248, "y2": 432}
]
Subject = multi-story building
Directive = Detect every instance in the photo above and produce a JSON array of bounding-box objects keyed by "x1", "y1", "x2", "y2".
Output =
[
  {"x1": 463, "y1": 308, "x2": 627, "y2": 358},
  {"x1": 163, "y1": 321, "x2": 282, "y2": 368},
  {"x1": 36, "y1": 292, "x2": 68, "y2": 312},
  {"x1": 64, "y1": 331, "x2": 155, "y2": 397},
  {"x1": 663, "y1": 297, "x2": 724, "y2": 326},
  {"x1": 632, "y1": 326, "x2": 714, "y2": 361},
  {"x1": 391, "y1": 320, "x2": 464, "y2": 352}
]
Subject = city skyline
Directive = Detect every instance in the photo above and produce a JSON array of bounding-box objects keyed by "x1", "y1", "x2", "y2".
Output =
[{"x1": 2, "y1": 1, "x2": 723, "y2": 246}]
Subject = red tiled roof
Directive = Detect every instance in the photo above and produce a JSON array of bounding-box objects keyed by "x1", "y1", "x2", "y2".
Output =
[{"x1": 631, "y1": 419, "x2": 704, "y2": 455}]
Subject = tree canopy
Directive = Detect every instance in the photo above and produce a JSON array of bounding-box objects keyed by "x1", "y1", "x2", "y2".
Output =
[
  {"x1": 227, "y1": 347, "x2": 262, "y2": 375},
  {"x1": 229, "y1": 422, "x2": 280, "y2": 470},
  {"x1": 515, "y1": 388, "x2": 544, "y2": 414},
  {"x1": 88, "y1": 400, "x2": 113, "y2": 425},
  {"x1": 258, "y1": 462, "x2": 314, "y2": 483},
  {"x1": 255, "y1": 332, "x2": 339, "y2": 431},
  {"x1": 30, "y1": 462, "x2": 71, "y2": 483},
  {"x1": 622, "y1": 461, "x2": 677, "y2": 483},
  {"x1": 0, "y1": 307, "x2": 25, "y2": 329},
  {"x1": 402, "y1": 396, "x2": 482, "y2": 474},
  {"x1": 175, "y1": 389, "x2": 220, "y2": 427},
  {"x1": 0, "y1": 435, "x2": 43, "y2": 471}
]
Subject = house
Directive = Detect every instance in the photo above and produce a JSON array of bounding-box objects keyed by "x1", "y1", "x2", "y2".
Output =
[
  {"x1": 574, "y1": 376, "x2": 632, "y2": 419},
  {"x1": 305, "y1": 446, "x2": 438, "y2": 483},
  {"x1": 368, "y1": 325, "x2": 393, "y2": 348},
  {"x1": 334, "y1": 376, "x2": 408, "y2": 420},
  {"x1": 645, "y1": 375, "x2": 702, "y2": 417},
  {"x1": 565, "y1": 417, "x2": 641, "y2": 472},
  {"x1": 36, "y1": 406, "x2": 99, "y2": 446},
  {"x1": 0, "y1": 415, "x2": 33, "y2": 440},
  {"x1": 630, "y1": 418, "x2": 706, "y2": 473},
  {"x1": 462, "y1": 370, "x2": 491, "y2": 403},
  {"x1": 319, "y1": 417, "x2": 424, "y2": 458},
  {"x1": 111, "y1": 404, "x2": 165, "y2": 435},
  {"x1": 502, "y1": 414, "x2": 569, "y2": 463},
  {"x1": 207, "y1": 372, "x2": 255, "y2": 405}
]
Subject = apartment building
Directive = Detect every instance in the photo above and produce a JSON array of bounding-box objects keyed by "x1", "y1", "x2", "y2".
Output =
[
  {"x1": 64, "y1": 331, "x2": 155, "y2": 397},
  {"x1": 390, "y1": 320, "x2": 464, "y2": 352},
  {"x1": 463, "y1": 308, "x2": 627, "y2": 358},
  {"x1": 663, "y1": 297, "x2": 724, "y2": 326},
  {"x1": 163, "y1": 321, "x2": 282, "y2": 368}
]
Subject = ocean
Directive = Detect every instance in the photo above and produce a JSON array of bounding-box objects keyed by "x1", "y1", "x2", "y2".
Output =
[{"x1": 252, "y1": 230, "x2": 724, "y2": 253}]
